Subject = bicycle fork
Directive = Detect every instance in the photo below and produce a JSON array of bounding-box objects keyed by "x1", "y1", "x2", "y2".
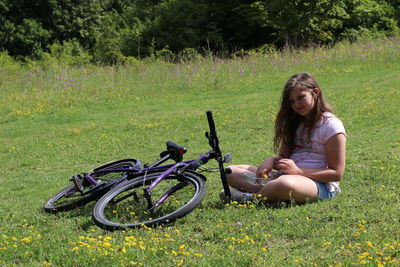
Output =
[{"x1": 143, "y1": 163, "x2": 187, "y2": 212}]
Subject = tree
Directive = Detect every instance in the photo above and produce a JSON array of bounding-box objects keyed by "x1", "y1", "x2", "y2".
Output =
[
  {"x1": 234, "y1": 0, "x2": 350, "y2": 47},
  {"x1": 0, "y1": 1, "x2": 52, "y2": 58},
  {"x1": 342, "y1": 0, "x2": 399, "y2": 39},
  {"x1": 143, "y1": 0, "x2": 215, "y2": 52}
]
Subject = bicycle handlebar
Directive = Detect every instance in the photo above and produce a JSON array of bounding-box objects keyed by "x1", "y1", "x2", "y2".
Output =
[
  {"x1": 206, "y1": 110, "x2": 216, "y2": 135},
  {"x1": 205, "y1": 110, "x2": 231, "y2": 200},
  {"x1": 206, "y1": 110, "x2": 219, "y2": 151}
]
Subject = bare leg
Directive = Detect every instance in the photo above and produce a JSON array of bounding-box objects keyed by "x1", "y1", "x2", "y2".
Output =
[
  {"x1": 226, "y1": 165, "x2": 263, "y2": 193},
  {"x1": 257, "y1": 175, "x2": 318, "y2": 203}
]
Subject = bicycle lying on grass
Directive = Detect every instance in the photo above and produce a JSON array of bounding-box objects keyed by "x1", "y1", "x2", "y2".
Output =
[
  {"x1": 44, "y1": 159, "x2": 142, "y2": 213},
  {"x1": 44, "y1": 110, "x2": 233, "y2": 230}
]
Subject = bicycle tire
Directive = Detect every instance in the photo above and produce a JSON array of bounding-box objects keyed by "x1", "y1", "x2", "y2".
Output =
[
  {"x1": 92, "y1": 170, "x2": 206, "y2": 230},
  {"x1": 44, "y1": 159, "x2": 140, "y2": 213}
]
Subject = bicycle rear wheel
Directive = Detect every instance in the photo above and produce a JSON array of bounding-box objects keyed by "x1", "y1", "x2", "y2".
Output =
[
  {"x1": 92, "y1": 170, "x2": 206, "y2": 230},
  {"x1": 44, "y1": 159, "x2": 140, "y2": 213}
]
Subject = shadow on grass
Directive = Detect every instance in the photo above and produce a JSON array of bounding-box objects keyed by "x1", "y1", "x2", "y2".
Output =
[
  {"x1": 42, "y1": 198, "x2": 309, "y2": 232},
  {"x1": 42, "y1": 202, "x2": 184, "y2": 231},
  {"x1": 200, "y1": 199, "x2": 296, "y2": 210},
  {"x1": 42, "y1": 202, "x2": 96, "y2": 230},
  {"x1": 43, "y1": 202, "x2": 94, "y2": 217}
]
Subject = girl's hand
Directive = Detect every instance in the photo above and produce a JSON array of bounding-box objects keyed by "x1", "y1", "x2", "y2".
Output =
[
  {"x1": 256, "y1": 157, "x2": 274, "y2": 178},
  {"x1": 276, "y1": 159, "x2": 303, "y2": 175},
  {"x1": 256, "y1": 167, "x2": 270, "y2": 178}
]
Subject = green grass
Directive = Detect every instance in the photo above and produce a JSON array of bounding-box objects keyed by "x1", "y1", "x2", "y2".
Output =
[{"x1": 1, "y1": 38, "x2": 399, "y2": 266}]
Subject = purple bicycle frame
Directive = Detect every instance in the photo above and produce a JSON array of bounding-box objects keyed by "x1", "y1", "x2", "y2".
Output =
[
  {"x1": 84, "y1": 152, "x2": 213, "y2": 210},
  {"x1": 143, "y1": 153, "x2": 213, "y2": 211}
]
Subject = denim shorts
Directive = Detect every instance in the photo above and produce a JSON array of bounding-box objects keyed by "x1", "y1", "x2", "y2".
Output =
[{"x1": 315, "y1": 181, "x2": 336, "y2": 200}]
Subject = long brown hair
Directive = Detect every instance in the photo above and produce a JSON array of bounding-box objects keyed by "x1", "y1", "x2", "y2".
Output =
[{"x1": 273, "y1": 73, "x2": 332, "y2": 154}]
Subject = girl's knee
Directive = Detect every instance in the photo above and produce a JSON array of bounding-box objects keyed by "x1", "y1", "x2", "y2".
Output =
[
  {"x1": 227, "y1": 165, "x2": 239, "y2": 175},
  {"x1": 226, "y1": 165, "x2": 251, "y2": 179},
  {"x1": 226, "y1": 165, "x2": 240, "y2": 183},
  {"x1": 274, "y1": 175, "x2": 298, "y2": 191},
  {"x1": 228, "y1": 164, "x2": 250, "y2": 170},
  {"x1": 227, "y1": 165, "x2": 238, "y2": 171}
]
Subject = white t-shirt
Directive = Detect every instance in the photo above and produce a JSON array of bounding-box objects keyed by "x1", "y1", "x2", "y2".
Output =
[{"x1": 290, "y1": 112, "x2": 346, "y2": 192}]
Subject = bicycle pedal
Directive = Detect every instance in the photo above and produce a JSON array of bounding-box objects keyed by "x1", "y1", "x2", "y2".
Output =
[{"x1": 71, "y1": 174, "x2": 84, "y2": 193}]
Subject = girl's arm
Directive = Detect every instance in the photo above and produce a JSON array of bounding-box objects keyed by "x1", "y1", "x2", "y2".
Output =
[
  {"x1": 278, "y1": 144, "x2": 291, "y2": 159},
  {"x1": 276, "y1": 133, "x2": 346, "y2": 182},
  {"x1": 256, "y1": 145, "x2": 291, "y2": 178}
]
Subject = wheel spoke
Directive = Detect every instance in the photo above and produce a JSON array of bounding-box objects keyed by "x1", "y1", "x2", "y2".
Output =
[{"x1": 93, "y1": 171, "x2": 206, "y2": 229}]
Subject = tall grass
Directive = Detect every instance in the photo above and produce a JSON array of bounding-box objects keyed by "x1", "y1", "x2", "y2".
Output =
[{"x1": 0, "y1": 37, "x2": 399, "y2": 266}]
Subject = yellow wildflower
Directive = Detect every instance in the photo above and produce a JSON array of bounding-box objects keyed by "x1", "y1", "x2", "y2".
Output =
[
  {"x1": 20, "y1": 237, "x2": 32, "y2": 243},
  {"x1": 177, "y1": 259, "x2": 184, "y2": 267},
  {"x1": 102, "y1": 242, "x2": 111, "y2": 248}
]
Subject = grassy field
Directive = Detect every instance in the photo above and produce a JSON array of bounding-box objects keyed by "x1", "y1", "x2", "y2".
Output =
[{"x1": 1, "y1": 38, "x2": 399, "y2": 266}]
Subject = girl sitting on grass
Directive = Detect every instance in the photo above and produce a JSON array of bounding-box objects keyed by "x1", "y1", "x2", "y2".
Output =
[{"x1": 223, "y1": 72, "x2": 346, "y2": 204}]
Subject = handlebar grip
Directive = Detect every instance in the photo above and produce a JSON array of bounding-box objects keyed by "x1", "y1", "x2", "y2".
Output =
[{"x1": 206, "y1": 110, "x2": 216, "y2": 134}]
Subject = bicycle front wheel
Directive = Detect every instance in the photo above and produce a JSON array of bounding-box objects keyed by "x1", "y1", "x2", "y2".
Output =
[
  {"x1": 44, "y1": 159, "x2": 140, "y2": 213},
  {"x1": 92, "y1": 170, "x2": 206, "y2": 230}
]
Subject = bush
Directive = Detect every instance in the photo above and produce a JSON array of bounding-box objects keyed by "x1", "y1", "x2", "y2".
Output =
[
  {"x1": 2, "y1": 19, "x2": 51, "y2": 59},
  {"x1": 341, "y1": 0, "x2": 400, "y2": 40},
  {"x1": 0, "y1": 51, "x2": 22, "y2": 73},
  {"x1": 46, "y1": 40, "x2": 93, "y2": 66}
]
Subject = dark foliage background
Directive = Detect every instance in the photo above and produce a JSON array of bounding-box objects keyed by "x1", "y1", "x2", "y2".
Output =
[{"x1": 1, "y1": 0, "x2": 399, "y2": 63}]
